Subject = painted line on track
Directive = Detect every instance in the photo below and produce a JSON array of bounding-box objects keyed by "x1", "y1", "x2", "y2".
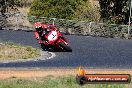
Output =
[{"x1": 47, "y1": 52, "x2": 56, "y2": 60}]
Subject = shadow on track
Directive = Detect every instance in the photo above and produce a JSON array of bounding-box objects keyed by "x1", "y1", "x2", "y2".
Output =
[{"x1": 41, "y1": 45, "x2": 72, "y2": 52}]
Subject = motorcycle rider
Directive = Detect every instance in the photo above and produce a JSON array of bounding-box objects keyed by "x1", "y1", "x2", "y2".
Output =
[
  {"x1": 34, "y1": 22, "x2": 49, "y2": 45},
  {"x1": 34, "y1": 22, "x2": 72, "y2": 52}
]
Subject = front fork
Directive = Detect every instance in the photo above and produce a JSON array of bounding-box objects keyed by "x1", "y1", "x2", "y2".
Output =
[{"x1": 56, "y1": 37, "x2": 68, "y2": 49}]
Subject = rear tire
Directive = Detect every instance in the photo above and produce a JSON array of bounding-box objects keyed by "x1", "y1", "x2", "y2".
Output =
[{"x1": 59, "y1": 42, "x2": 72, "y2": 52}]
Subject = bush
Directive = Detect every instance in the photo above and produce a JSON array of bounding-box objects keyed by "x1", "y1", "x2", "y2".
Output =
[
  {"x1": 28, "y1": 0, "x2": 100, "y2": 21},
  {"x1": 73, "y1": 1, "x2": 100, "y2": 22}
]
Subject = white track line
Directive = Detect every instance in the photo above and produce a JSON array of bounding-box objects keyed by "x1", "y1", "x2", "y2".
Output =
[{"x1": 47, "y1": 52, "x2": 56, "y2": 60}]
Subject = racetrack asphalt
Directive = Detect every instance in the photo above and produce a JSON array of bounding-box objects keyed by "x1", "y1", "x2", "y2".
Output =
[{"x1": 0, "y1": 30, "x2": 132, "y2": 68}]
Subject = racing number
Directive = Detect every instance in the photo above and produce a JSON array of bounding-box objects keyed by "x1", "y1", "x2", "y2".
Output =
[
  {"x1": 51, "y1": 33, "x2": 56, "y2": 39},
  {"x1": 48, "y1": 31, "x2": 57, "y2": 41}
]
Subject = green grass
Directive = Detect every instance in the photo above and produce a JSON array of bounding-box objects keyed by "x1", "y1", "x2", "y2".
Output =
[
  {"x1": 0, "y1": 75, "x2": 131, "y2": 88},
  {"x1": 0, "y1": 42, "x2": 40, "y2": 60}
]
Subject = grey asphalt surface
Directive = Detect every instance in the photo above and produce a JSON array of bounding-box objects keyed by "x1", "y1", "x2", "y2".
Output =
[{"x1": 0, "y1": 30, "x2": 132, "y2": 68}]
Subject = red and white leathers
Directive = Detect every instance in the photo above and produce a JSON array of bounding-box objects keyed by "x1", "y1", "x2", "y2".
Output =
[
  {"x1": 34, "y1": 22, "x2": 49, "y2": 44},
  {"x1": 34, "y1": 22, "x2": 59, "y2": 45}
]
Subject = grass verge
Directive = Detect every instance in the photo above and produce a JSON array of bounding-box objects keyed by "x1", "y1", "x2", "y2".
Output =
[
  {"x1": 0, "y1": 75, "x2": 131, "y2": 88},
  {"x1": 0, "y1": 42, "x2": 40, "y2": 60}
]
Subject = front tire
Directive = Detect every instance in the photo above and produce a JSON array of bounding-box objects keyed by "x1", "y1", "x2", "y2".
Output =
[
  {"x1": 59, "y1": 42, "x2": 72, "y2": 52},
  {"x1": 41, "y1": 44, "x2": 49, "y2": 51}
]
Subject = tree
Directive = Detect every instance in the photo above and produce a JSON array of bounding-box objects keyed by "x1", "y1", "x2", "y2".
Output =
[
  {"x1": 0, "y1": 0, "x2": 20, "y2": 14},
  {"x1": 99, "y1": 0, "x2": 130, "y2": 24},
  {"x1": 29, "y1": 0, "x2": 80, "y2": 19}
]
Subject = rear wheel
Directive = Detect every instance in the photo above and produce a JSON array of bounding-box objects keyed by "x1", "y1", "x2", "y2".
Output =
[{"x1": 59, "y1": 42, "x2": 72, "y2": 52}]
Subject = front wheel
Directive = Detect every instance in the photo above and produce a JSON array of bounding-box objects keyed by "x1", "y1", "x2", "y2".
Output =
[
  {"x1": 41, "y1": 44, "x2": 49, "y2": 51},
  {"x1": 59, "y1": 42, "x2": 72, "y2": 52}
]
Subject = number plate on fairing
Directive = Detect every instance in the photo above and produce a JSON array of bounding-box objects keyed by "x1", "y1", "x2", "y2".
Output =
[{"x1": 48, "y1": 31, "x2": 58, "y2": 41}]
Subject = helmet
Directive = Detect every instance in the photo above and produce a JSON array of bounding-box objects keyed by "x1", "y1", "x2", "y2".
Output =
[
  {"x1": 34, "y1": 22, "x2": 42, "y2": 29},
  {"x1": 42, "y1": 24, "x2": 48, "y2": 29}
]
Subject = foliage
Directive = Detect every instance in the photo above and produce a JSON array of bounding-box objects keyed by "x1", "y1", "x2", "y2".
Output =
[
  {"x1": 1, "y1": 0, "x2": 130, "y2": 24},
  {"x1": 28, "y1": 0, "x2": 100, "y2": 21},
  {"x1": 73, "y1": 1, "x2": 100, "y2": 22},
  {"x1": 0, "y1": 0, "x2": 32, "y2": 14},
  {"x1": 99, "y1": 0, "x2": 130, "y2": 24},
  {"x1": 0, "y1": 0, "x2": 20, "y2": 14}
]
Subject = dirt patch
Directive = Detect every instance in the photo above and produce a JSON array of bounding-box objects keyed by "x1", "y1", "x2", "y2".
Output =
[{"x1": 0, "y1": 68, "x2": 131, "y2": 81}]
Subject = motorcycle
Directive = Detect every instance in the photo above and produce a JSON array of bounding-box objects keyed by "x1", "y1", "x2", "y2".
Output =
[{"x1": 39, "y1": 28, "x2": 72, "y2": 52}]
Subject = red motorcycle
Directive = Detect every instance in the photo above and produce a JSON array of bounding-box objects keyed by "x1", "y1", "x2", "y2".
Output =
[{"x1": 40, "y1": 29, "x2": 72, "y2": 52}]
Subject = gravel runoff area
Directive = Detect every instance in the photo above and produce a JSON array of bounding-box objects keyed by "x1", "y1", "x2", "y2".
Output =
[{"x1": 0, "y1": 68, "x2": 131, "y2": 80}]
